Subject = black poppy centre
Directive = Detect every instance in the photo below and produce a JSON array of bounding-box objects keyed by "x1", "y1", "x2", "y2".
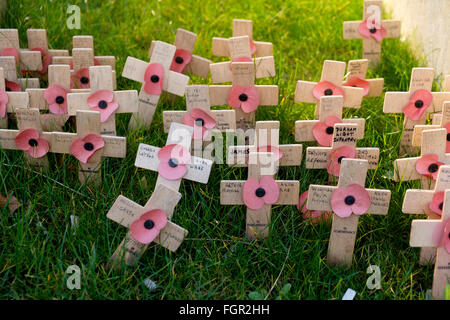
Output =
[
  {"x1": 447, "y1": 133, "x2": 450, "y2": 142},
  {"x1": 415, "y1": 100, "x2": 424, "y2": 108},
  {"x1": 151, "y1": 75, "x2": 160, "y2": 83},
  {"x1": 195, "y1": 118, "x2": 204, "y2": 127},
  {"x1": 239, "y1": 93, "x2": 248, "y2": 102},
  {"x1": 428, "y1": 163, "x2": 439, "y2": 173},
  {"x1": 324, "y1": 88, "x2": 333, "y2": 96},
  {"x1": 338, "y1": 156, "x2": 346, "y2": 164},
  {"x1": 168, "y1": 158, "x2": 179, "y2": 168},
  {"x1": 55, "y1": 96, "x2": 65, "y2": 104},
  {"x1": 144, "y1": 219, "x2": 155, "y2": 230},
  {"x1": 28, "y1": 139, "x2": 38, "y2": 147},
  {"x1": 326, "y1": 126, "x2": 334, "y2": 135},
  {"x1": 369, "y1": 27, "x2": 377, "y2": 34},
  {"x1": 84, "y1": 142, "x2": 94, "y2": 151},
  {"x1": 5, "y1": 87, "x2": 11, "y2": 91},
  {"x1": 175, "y1": 56, "x2": 184, "y2": 64},
  {"x1": 98, "y1": 100, "x2": 108, "y2": 109},
  {"x1": 255, "y1": 187, "x2": 266, "y2": 198},
  {"x1": 344, "y1": 195, "x2": 355, "y2": 205},
  {"x1": 80, "y1": 77, "x2": 89, "y2": 84},
  {"x1": 439, "y1": 202, "x2": 444, "y2": 211}
]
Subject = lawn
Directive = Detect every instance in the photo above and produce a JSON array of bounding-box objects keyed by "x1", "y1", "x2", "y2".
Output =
[{"x1": 0, "y1": 0, "x2": 444, "y2": 300}]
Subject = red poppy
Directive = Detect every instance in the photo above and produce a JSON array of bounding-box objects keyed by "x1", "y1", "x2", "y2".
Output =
[
  {"x1": 144, "y1": 63, "x2": 164, "y2": 95},
  {"x1": 312, "y1": 81, "x2": 345, "y2": 100},
  {"x1": 170, "y1": 49, "x2": 192, "y2": 73},
  {"x1": 444, "y1": 123, "x2": 450, "y2": 153},
  {"x1": 5, "y1": 80, "x2": 21, "y2": 92},
  {"x1": 429, "y1": 191, "x2": 444, "y2": 216},
  {"x1": 129, "y1": 209, "x2": 168, "y2": 244},
  {"x1": 157, "y1": 144, "x2": 191, "y2": 180},
  {"x1": 44, "y1": 84, "x2": 70, "y2": 115},
  {"x1": 0, "y1": 47, "x2": 19, "y2": 64},
  {"x1": 243, "y1": 176, "x2": 279, "y2": 210},
  {"x1": 327, "y1": 145, "x2": 356, "y2": 177},
  {"x1": 403, "y1": 89, "x2": 433, "y2": 121},
  {"x1": 312, "y1": 116, "x2": 342, "y2": 146},
  {"x1": 70, "y1": 134, "x2": 105, "y2": 163},
  {"x1": 415, "y1": 153, "x2": 444, "y2": 180},
  {"x1": 330, "y1": 184, "x2": 371, "y2": 218},
  {"x1": 358, "y1": 20, "x2": 387, "y2": 42},
  {"x1": 257, "y1": 145, "x2": 283, "y2": 162},
  {"x1": 87, "y1": 90, "x2": 118, "y2": 122},
  {"x1": 229, "y1": 56, "x2": 252, "y2": 70},
  {"x1": 343, "y1": 77, "x2": 370, "y2": 96},
  {"x1": 30, "y1": 47, "x2": 51, "y2": 75},
  {"x1": 182, "y1": 108, "x2": 216, "y2": 140},
  {"x1": 0, "y1": 90, "x2": 9, "y2": 118},
  {"x1": 249, "y1": 39, "x2": 256, "y2": 55},
  {"x1": 439, "y1": 219, "x2": 450, "y2": 254},
  {"x1": 71, "y1": 68, "x2": 91, "y2": 89},
  {"x1": 228, "y1": 85, "x2": 259, "y2": 113},
  {"x1": 297, "y1": 191, "x2": 331, "y2": 224},
  {"x1": 14, "y1": 128, "x2": 50, "y2": 158}
]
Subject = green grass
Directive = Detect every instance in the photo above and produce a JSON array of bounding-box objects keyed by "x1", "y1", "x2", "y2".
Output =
[{"x1": 0, "y1": 0, "x2": 444, "y2": 300}]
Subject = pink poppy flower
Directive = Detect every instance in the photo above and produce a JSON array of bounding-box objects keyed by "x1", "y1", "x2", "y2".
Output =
[
  {"x1": 429, "y1": 191, "x2": 444, "y2": 216},
  {"x1": 358, "y1": 20, "x2": 387, "y2": 42},
  {"x1": 170, "y1": 49, "x2": 192, "y2": 73},
  {"x1": 14, "y1": 128, "x2": 49, "y2": 158},
  {"x1": 44, "y1": 84, "x2": 70, "y2": 115},
  {"x1": 129, "y1": 209, "x2": 168, "y2": 244},
  {"x1": 5, "y1": 80, "x2": 21, "y2": 92},
  {"x1": 144, "y1": 63, "x2": 164, "y2": 95},
  {"x1": 343, "y1": 77, "x2": 370, "y2": 96},
  {"x1": 297, "y1": 191, "x2": 331, "y2": 224},
  {"x1": 242, "y1": 176, "x2": 279, "y2": 210},
  {"x1": 444, "y1": 123, "x2": 450, "y2": 153},
  {"x1": 228, "y1": 85, "x2": 259, "y2": 113},
  {"x1": 312, "y1": 81, "x2": 345, "y2": 100},
  {"x1": 330, "y1": 184, "x2": 371, "y2": 218},
  {"x1": 87, "y1": 90, "x2": 118, "y2": 123},
  {"x1": 1, "y1": 47, "x2": 19, "y2": 64},
  {"x1": 257, "y1": 145, "x2": 283, "y2": 162},
  {"x1": 312, "y1": 116, "x2": 342, "y2": 146},
  {"x1": 249, "y1": 39, "x2": 256, "y2": 56},
  {"x1": 327, "y1": 145, "x2": 356, "y2": 177},
  {"x1": 70, "y1": 134, "x2": 105, "y2": 163},
  {"x1": 71, "y1": 68, "x2": 91, "y2": 89},
  {"x1": 439, "y1": 219, "x2": 450, "y2": 254},
  {"x1": 30, "y1": 47, "x2": 51, "y2": 75},
  {"x1": 182, "y1": 108, "x2": 216, "y2": 140},
  {"x1": 403, "y1": 89, "x2": 433, "y2": 121},
  {"x1": 229, "y1": 56, "x2": 252, "y2": 70},
  {"x1": 415, "y1": 153, "x2": 443, "y2": 180},
  {"x1": 157, "y1": 144, "x2": 191, "y2": 180},
  {"x1": 0, "y1": 90, "x2": 9, "y2": 118}
]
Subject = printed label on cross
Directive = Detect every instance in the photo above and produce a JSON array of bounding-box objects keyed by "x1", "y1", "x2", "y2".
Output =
[
  {"x1": 148, "y1": 29, "x2": 211, "y2": 78},
  {"x1": 0, "y1": 67, "x2": 29, "y2": 128},
  {"x1": 106, "y1": 183, "x2": 187, "y2": 268},
  {"x1": 228, "y1": 120, "x2": 303, "y2": 167},
  {"x1": 67, "y1": 65, "x2": 138, "y2": 135},
  {"x1": 122, "y1": 41, "x2": 190, "y2": 129},
  {"x1": 305, "y1": 122, "x2": 379, "y2": 178},
  {"x1": 0, "y1": 28, "x2": 43, "y2": 72},
  {"x1": 343, "y1": 0, "x2": 401, "y2": 66},
  {"x1": 50, "y1": 110, "x2": 126, "y2": 184},
  {"x1": 0, "y1": 55, "x2": 40, "y2": 90},
  {"x1": 210, "y1": 35, "x2": 275, "y2": 84},
  {"x1": 295, "y1": 95, "x2": 366, "y2": 146},
  {"x1": 134, "y1": 122, "x2": 213, "y2": 192},
  {"x1": 220, "y1": 151, "x2": 299, "y2": 239},
  {"x1": 410, "y1": 182, "x2": 450, "y2": 300},
  {"x1": 295, "y1": 60, "x2": 364, "y2": 119},
  {"x1": 343, "y1": 59, "x2": 384, "y2": 97},
  {"x1": 0, "y1": 108, "x2": 51, "y2": 168},
  {"x1": 403, "y1": 165, "x2": 450, "y2": 265},
  {"x1": 209, "y1": 61, "x2": 278, "y2": 131},
  {"x1": 212, "y1": 19, "x2": 273, "y2": 58},
  {"x1": 307, "y1": 158, "x2": 391, "y2": 266},
  {"x1": 394, "y1": 128, "x2": 450, "y2": 190},
  {"x1": 383, "y1": 68, "x2": 450, "y2": 155}
]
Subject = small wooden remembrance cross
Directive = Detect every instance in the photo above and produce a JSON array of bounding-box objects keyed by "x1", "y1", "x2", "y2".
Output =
[
  {"x1": 343, "y1": 59, "x2": 384, "y2": 97},
  {"x1": 0, "y1": 55, "x2": 40, "y2": 89},
  {"x1": 0, "y1": 66, "x2": 29, "y2": 128}
]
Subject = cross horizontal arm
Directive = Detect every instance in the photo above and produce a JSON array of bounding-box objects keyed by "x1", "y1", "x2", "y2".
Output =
[
  {"x1": 305, "y1": 147, "x2": 379, "y2": 169},
  {"x1": 162, "y1": 109, "x2": 236, "y2": 133},
  {"x1": 393, "y1": 157, "x2": 420, "y2": 181},
  {"x1": 209, "y1": 85, "x2": 278, "y2": 106},
  {"x1": 294, "y1": 118, "x2": 365, "y2": 142},
  {"x1": 402, "y1": 190, "x2": 434, "y2": 214},
  {"x1": 67, "y1": 90, "x2": 138, "y2": 115},
  {"x1": 295, "y1": 81, "x2": 363, "y2": 108},
  {"x1": 343, "y1": 20, "x2": 401, "y2": 40},
  {"x1": 410, "y1": 219, "x2": 444, "y2": 247},
  {"x1": 212, "y1": 37, "x2": 273, "y2": 57},
  {"x1": 227, "y1": 144, "x2": 303, "y2": 167}
]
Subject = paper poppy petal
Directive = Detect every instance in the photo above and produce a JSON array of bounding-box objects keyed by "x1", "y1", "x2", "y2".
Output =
[
  {"x1": 429, "y1": 191, "x2": 444, "y2": 216},
  {"x1": 312, "y1": 81, "x2": 345, "y2": 100},
  {"x1": 190, "y1": 108, "x2": 216, "y2": 129},
  {"x1": 1, "y1": 48, "x2": 19, "y2": 64},
  {"x1": 144, "y1": 63, "x2": 164, "y2": 95},
  {"x1": 243, "y1": 178, "x2": 265, "y2": 210},
  {"x1": 182, "y1": 112, "x2": 195, "y2": 127},
  {"x1": 91, "y1": 102, "x2": 118, "y2": 122},
  {"x1": 249, "y1": 39, "x2": 257, "y2": 56},
  {"x1": 440, "y1": 220, "x2": 450, "y2": 254},
  {"x1": 158, "y1": 144, "x2": 191, "y2": 164},
  {"x1": 259, "y1": 176, "x2": 279, "y2": 205},
  {"x1": 170, "y1": 49, "x2": 192, "y2": 73},
  {"x1": 87, "y1": 90, "x2": 114, "y2": 107},
  {"x1": 140, "y1": 210, "x2": 168, "y2": 230},
  {"x1": 228, "y1": 85, "x2": 245, "y2": 109},
  {"x1": 257, "y1": 146, "x2": 283, "y2": 162},
  {"x1": 330, "y1": 188, "x2": 353, "y2": 218},
  {"x1": 313, "y1": 116, "x2": 342, "y2": 146},
  {"x1": 70, "y1": 134, "x2": 105, "y2": 163},
  {"x1": 48, "y1": 103, "x2": 67, "y2": 115},
  {"x1": 15, "y1": 128, "x2": 40, "y2": 151},
  {"x1": 416, "y1": 154, "x2": 443, "y2": 180},
  {"x1": 358, "y1": 20, "x2": 372, "y2": 38},
  {"x1": 343, "y1": 77, "x2": 370, "y2": 96},
  {"x1": 346, "y1": 184, "x2": 371, "y2": 215},
  {"x1": 157, "y1": 161, "x2": 188, "y2": 180},
  {"x1": 372, "y1": 26, "x2": 387, "y2": 42},
  {"x1": 130, "y1": 209, "x2": 168, "y2": 244},
  {"x1": 444, "y1": 123, "x2": 450, "y2": 153},
  {"x1": 241, "y1": 86, "x2": 260, "y2": 113},
  {"x1": 327, "y1": 145, "x2": 356, "y2": 176},
  {"x1": 5, "y1": 80, "x2": 21, "y2": 92},
  {"x1": 27, "y1": 138, "x2": 50, "y2": 158}
]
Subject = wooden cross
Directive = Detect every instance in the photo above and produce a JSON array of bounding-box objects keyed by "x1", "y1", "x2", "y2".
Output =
[
  {"x1": 67, "y1": 65, "x2": 138, "y2": 135},
  {"x1": 148, "y1": 28, "x2": 211, "y2": 78},
  {"x1": 305, "y1": 123, "x2": 379, "y2": 177},
  {"x1": 410, "y1": 186, "x2": 450, "y2": 300},
  {"x1": 307, "y1": 158, "x2": 391, "y2": 266},
  {"x1": 209, "y1": 61, "x2": 278, "y2": 131},
  {"x1": 295, "y1": 95, "x2": 365, "y2": 146},
  {"x1": 0, "y1": 107, "x2": 50, "y2": 168},
  {"x1": 50, "y1": 110, "x2": 126, "y2": 184},
  {"x1": 343, "y1": 0, "x2": 401, "y2": 66},
  {"x1": 383, "y1": 68, "x2": 450, "y2": 155},
  {"x1": 0, "y1": 28, "x2": 43, "y2": 73},
  {"x1": 122, "y1": 41, "x2": 190, "y2": 129},
  {"x1": 295, "y1": 60, "x2": 364, "y2": 119},
  {"x1": 0, "y1": 55, "x2": 40, "y2": 89},
  {"x1": 403, "y1": 165, "x2": 450, "y2": 265},
  {"x1": 0, "y1": 66, "x2": 29, "y2": 128},
  {"x1": 134, "y1": 122, "x2": 213, "y2": 192},
  {"x1": 413, "y1": 101, "x2": 450, "y2": 149},
  {"x1": 227, "y1": 120, "x2": 302, "y2": 168},
  {"x1": 106, "y1": 183, "x2": 187, "y2": 268},
  {"x1": 220, "y1": 151, "x2": 300, "y2": 239},
  {"x1": 431, "y1": 75, "x2": 450, "y2": 125},
  {"x1": 212, "y1": 19, "x2": 273, "y2": 58},
  {"x1": 343, "y1": 59, "x2": 384, "y2": 97},
  {"x1": 210, "y1": 35, "x2": 275, "y2": 84}
]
